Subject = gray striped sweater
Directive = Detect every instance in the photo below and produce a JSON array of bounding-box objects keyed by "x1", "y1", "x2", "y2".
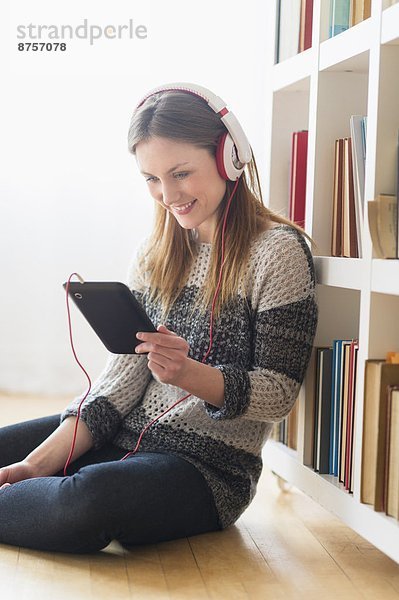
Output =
[{"x1": 61, "y1": 224, "x2": 318, "y2": 528}]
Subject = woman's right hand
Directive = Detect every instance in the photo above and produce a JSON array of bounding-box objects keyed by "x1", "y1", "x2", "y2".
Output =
[{"x1": 0, "y1": 459, "x2": 39, "y2": 489}]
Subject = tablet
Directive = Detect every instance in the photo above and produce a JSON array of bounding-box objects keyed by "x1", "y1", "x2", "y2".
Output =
[{"x1": 63, "y1": 281, "x2": 157, "y2": 354}]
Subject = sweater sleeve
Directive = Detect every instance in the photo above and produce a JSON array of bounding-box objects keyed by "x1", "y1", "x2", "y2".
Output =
[
  {"x1": 205, "y1": 228, "x2": 318, "y2": 422},
  {"x1": 60, "y1": 238, "x2": 153, "y2": 448}
]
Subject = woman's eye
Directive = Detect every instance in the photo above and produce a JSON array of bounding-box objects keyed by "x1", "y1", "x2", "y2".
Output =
[{"x1": 145, "y1": 172, "x2": 189, "y2": 183}]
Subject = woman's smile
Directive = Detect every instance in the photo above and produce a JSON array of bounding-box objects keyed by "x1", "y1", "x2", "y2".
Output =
[{"x1": 171, "y1": 199, "x2": 197, "y2": 215}]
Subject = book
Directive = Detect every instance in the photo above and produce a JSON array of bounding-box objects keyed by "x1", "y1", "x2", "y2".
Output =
[
  {"x1": 385, "y1": 385, "x2": 399, "y2": 519},
  {"x1": 303, "y1": 346, "x2": 318, "y2": 467},
  {"x1": 338, "y1": 342, "x2": 352, "y2": 482},
  {"x1": 332, "y1": 139, "x2": 344, "y2": 256},
  {"x1": 331, "y1": 137, "x2": 359, "y2": 257},
  {"x1": 330, "y1": 339, "x2": 351, "y2": 477},
  {"x1": 287, "y1": 400, "x2": 298, "y2": 450},
  {"x1": 271, "y1": 400, "x2": 298, "y2": 450},
  {"x1": 330, "y1": 339, "x2": 358, "y2": 489},
  {"x1": 396, "y1": 130, "x2": 399, "y2": 258},
  {"x1": 349, "y1": 137, "x2": 358, "y2": 256},
  {"x1": 367, "y1": 194, "x2": 397, "y2": 259},
  {"x1": 289, "y1": 130, "x2": 308, "y2": 229},
  {"x1": 276, "y1": 0, "x2": 302, "y2": 63},
  {"x1": 361, "y1": 361, "x2": 399, "y2": 511},
  {"x1": 350, "y1": 0, "x2": 371, "y2": 26},
  {"x1": 314, "y1": 347, "x2": 333, "y2": 474},
  {"x1": 342, "y1": 137, "x2": 358, "y2": 257},
  {"x1": 378, "y1": 194, "x2": 397, "y2": 258},
  {"x1": 330, "y1": 0, "x2": 351, "y2": 37},
  {"x1": 350, "y1": 115, "x2": 367, "y2": 258},
  {"x1": 330, "y1": 340, "x2": 341, "y2": 476},
  {"x1": 367, "y1": 200, "x2": 385, "y2": 258},
  {"x1": 275, "y1": 0, "x2": 281, "y2": 65},
  {"x1": 299, "y1": 0, "x2": 313, "y2": 52},
  {"x1": 344, "y1": 340, "x2": 358, "y2": 492}
]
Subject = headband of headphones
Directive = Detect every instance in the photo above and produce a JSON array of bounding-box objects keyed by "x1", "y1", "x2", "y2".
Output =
[{"x1": 134, "y1": 82, "x2": 252, "y2": 181}]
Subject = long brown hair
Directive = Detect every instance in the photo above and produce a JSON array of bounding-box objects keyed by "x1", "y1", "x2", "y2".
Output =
[{"x1": 127, "y1": 89, "x2": 316, "y2": 321}]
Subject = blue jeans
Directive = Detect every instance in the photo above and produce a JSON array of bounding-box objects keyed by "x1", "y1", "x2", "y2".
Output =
[{"x1": 0, "y1": 415, "x2": 221, "y2": 553}]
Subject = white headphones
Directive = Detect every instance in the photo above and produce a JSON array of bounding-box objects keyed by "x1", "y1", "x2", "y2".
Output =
[{"x1": 134, "y1": 82, "x2": 252, "y2": 181}]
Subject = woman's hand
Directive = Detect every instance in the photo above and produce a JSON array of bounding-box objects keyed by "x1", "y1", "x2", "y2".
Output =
[
  {"x1": 135, "y1": 324, "x2": 191, "y2": 386},
  {"x1": 0, "y1": 459, "x2": 39, "y2": 490},
  {"x1": 0, "y1": 418, "x2": 93, "y2": 492}
]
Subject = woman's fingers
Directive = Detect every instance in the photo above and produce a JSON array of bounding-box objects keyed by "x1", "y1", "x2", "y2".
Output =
[
  {"x1": 157, "y1": 324, "x2": 178, "y2": 335},
  {"x1": 0, "y1": 466, "x2": 10, "y2": 486},
  {"x1": 136, "y1": 330, "x2": 183, "y2": 349}
]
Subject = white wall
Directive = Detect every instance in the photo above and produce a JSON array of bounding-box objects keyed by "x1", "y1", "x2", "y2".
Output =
[{"x1": 0, "y1": 0, "x2": 271, "y2": 398}]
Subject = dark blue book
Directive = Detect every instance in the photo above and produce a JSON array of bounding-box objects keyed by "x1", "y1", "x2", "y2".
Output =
[{"x1": 314, "y1": 347, "x2": 333, "y2": 474}]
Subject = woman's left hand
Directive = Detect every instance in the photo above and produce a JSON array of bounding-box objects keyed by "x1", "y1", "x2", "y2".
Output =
[{"x1": 135, "y1": 324, "x2": 191, "y2": 386}]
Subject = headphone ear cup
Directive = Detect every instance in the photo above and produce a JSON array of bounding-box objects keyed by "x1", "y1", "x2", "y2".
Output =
[{"x1": 216, "y1": 131, "x2": 245, "y2": 181}]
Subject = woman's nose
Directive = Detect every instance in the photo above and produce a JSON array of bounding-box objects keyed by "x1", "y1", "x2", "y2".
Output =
[{"x1": 160, "y1": 181, "x2": 179, "y2": 206}]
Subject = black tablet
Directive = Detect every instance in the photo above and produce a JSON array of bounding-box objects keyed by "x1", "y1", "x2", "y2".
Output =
[{"x1": 63, "y1": 281, "x2": 157, "y2": 354}]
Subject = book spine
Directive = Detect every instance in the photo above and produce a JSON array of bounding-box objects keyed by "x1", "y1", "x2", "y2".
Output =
[
  {"x1": 304, "y1": 0, "x2": 313, "y2": 50},
  {"x1": 330, "y1": 0, "x2": 351, "y2": 37},
  {"x1": 396, "y1": 130, "x2": 399, "y2": 258},
  {"x1": 289, "y1": 131, "x2": 308, "y2": 229},
  {"x1": 329, "y1": 341, "x2": 338, "y2": 475},
  {"x1": 278, "y1": 0, "x2": 302, "y2": 62}
]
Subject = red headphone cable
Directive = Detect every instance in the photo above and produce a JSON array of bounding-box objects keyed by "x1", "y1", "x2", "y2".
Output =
[
  {"x1": 64, "y1": 177, "x2": 240, "y2": 473},
  {"x1": 63, "y1": 273, "x2": 92, "y2": 476}
]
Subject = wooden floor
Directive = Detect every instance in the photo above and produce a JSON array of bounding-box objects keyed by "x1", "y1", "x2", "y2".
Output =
[{"x1": 1, "y1": 392, "x2": 399, "y2": 600}]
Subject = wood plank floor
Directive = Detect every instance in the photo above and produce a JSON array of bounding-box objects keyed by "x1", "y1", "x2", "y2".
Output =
[{"x1": 0, "y1": 391, "x2": 399, "y2": 599}]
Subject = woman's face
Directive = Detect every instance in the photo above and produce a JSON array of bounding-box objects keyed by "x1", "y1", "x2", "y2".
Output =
[{"x1": 135, "y1": 136, "x2": 227, "y2": 244}]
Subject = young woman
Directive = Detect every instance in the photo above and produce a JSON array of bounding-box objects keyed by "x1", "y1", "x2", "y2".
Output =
[{"x1": 0, "y1": 83, "x2": 318, "y2": 553}]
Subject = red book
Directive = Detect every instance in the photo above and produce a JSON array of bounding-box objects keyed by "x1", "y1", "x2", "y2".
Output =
[
  {"x1": 300, "y1": 0, "x2": 314, "y2": 52},
  {"x1": 289, "y1": 130, "x2": 308, "y2": 229}
]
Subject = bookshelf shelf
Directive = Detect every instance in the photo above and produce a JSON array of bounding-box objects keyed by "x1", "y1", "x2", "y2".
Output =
[
  {"x1": 371, "y1": 259, "x2": 399, "y2": 294},
  {"x1": 314, "y1": 256, "x2": 366, "y2": 289},
  {"x1": 263, "y1": 1, "x2": 399, "y2": 564},
  {"x1": 272, "y1": 47, "x2": 316, "y2": 91},
  {"x1": 319, "y1": 18, "x2": 373, "y2": 71},
  {"x1": 263, "y1": 441, "x2": 399, "y2": 563},
  {"x1": 381, "y1": 2, "x2": 399, "y2": 43}
]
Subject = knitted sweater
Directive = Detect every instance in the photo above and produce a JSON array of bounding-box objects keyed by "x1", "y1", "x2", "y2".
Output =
[{"x1": 61, "y1": 224, "x2": 318, "y2": 528}]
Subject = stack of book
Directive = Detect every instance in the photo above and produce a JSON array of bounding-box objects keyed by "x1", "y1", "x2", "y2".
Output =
[
  {"x1": 309, "y1": 340, "x2": 359, "y2": 491},
  {"x1": 331, "y1": 115, "x2": 367, "y2": 258},
  {"x1": 329, "y1": 0, "x2": 371, "y2": 38},
  {"x1": 275, "y1": 0, "x2": 313, "y2": 63},
  {"x1": 361, "y1": 357, "x2": 399, "y2": 519}
]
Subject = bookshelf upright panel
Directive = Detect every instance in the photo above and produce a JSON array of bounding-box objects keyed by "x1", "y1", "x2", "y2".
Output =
[{"x1": 263, "y1": 0, "x2": 399, "y2": 564}]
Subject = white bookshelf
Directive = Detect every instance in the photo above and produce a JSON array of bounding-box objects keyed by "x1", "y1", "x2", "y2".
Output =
[{"x1": 262, "y1": 0, "x2": 399, "y2": 564}]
